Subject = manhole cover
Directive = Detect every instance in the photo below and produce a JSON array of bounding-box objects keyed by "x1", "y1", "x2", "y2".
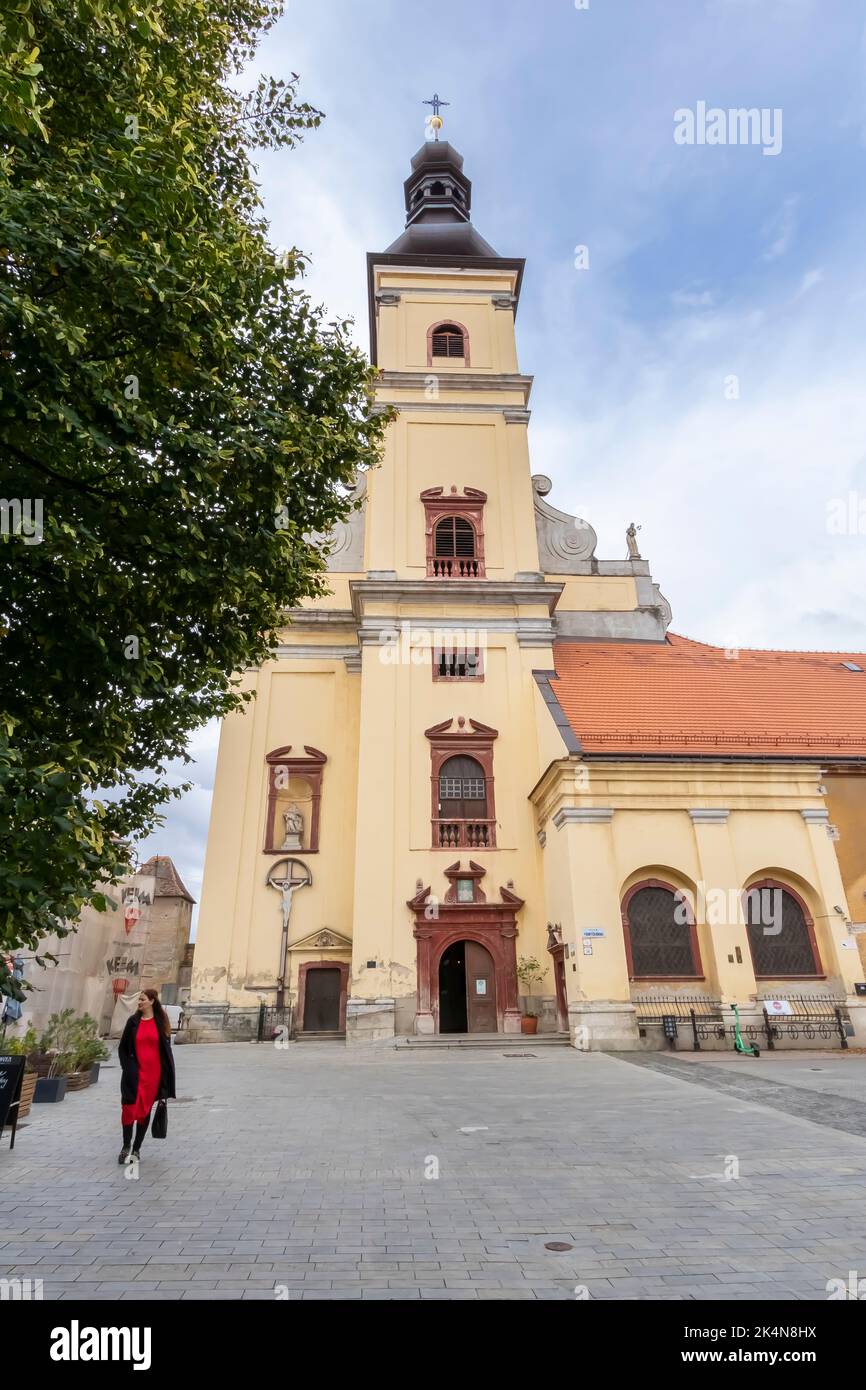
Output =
[
  {"x1": 544, "y1": 1241, "x2": 574, "y2": 1252},
  {"x1": 503, "y1": 1052, "x2": 535, "y2": 1058}
]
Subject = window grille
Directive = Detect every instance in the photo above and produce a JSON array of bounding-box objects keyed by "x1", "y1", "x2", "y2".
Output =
[
  {"x1": 626, "y1": 886, "x2": 697, "y2": 977},
  {"x1": 745, "y1": 888, "x2": 819, "y2": 976}
]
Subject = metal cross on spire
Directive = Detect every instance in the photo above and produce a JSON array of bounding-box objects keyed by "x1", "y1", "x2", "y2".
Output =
[{"x1": 423, "y1": 92, "x2": 450, "y2": 140}]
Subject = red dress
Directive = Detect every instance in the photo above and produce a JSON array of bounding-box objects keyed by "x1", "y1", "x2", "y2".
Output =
[{"x1": 121, "y1": 1016, "x2": 162, "y2": 1124}]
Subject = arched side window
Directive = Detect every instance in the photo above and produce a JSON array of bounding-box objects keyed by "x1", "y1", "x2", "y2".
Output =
[
  {"x1": 426, "y1": 718, "x2": 497, "y2": 849},
  {"x1": 427, "y1": 320, "x2": 470, "y2": 366},
  {"x1": 743, "y1": 879, "x2": 822, "y2": 978},
  {"x1": 622, "y1": 880, "x2": 702, "y2": 980}
]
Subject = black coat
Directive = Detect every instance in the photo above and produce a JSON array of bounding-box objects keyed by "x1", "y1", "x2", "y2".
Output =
[{"x1": 118, "y1": 1013, "x2": 177, "y2": 1107}]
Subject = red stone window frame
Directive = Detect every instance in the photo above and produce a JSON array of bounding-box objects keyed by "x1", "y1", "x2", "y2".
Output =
[
  {"x1": 426, "y1": 718, "x2": 497, "y2": 850},
  {"x1": 421, "y1": 486, "x2": 487, "y2": 579},
  {"x1": 264, "y1": 745, "x2": 326, "y2": 854},
  {"x1": 622, "y1": 878, "x2": 704, "y2": 981},
  {"x1": 427, "y1": 319, "x2": 470, "y2": 366},
  {"x1": 442, "y1": 859, "x2": 487, "y2": 904},
  {"x1": 741, "y1": 877, "x2": 824, "y2": 980},
  {"x1": 431, "y1": 643, "x2": 484, "y2": 681}
]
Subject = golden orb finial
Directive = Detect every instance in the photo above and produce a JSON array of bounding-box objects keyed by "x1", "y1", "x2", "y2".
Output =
[{"x1": 422, "y1": 92, "x2": 450, "y2": 141}]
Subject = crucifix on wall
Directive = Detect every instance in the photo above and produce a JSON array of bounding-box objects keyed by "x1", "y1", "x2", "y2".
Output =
[{"x1": 267, "y1": 858, "x2": 312, "y2": 1009}]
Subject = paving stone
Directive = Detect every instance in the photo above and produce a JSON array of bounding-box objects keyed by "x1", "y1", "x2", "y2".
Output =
[{"x1": 2, "y1": 1043, "x2": 865, "y2": 1303}]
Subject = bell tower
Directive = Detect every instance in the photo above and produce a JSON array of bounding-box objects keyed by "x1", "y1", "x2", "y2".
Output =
[{"x1": 347, "y1": 114, "x2": 555, "y2": 1042}]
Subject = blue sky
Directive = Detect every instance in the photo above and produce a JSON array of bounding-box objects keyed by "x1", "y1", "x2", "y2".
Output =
[{"x1": 134, "y1": 0, "x2": 866, "y2": 922}]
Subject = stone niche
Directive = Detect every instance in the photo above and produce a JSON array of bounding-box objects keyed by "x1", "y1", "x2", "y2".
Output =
[{"x1": 264, "y1": 746, "x2": 326, "y2": 854}]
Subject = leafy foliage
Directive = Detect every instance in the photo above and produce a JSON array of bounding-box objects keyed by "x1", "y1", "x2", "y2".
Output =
[{"x1": 0, "y1": 1, "x2": 387, "y2": 995}]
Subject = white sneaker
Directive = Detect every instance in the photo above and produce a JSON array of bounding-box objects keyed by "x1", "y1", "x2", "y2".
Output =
[{"x1": 129, "y1": 1150, "x2": 140, "y2": 1167}]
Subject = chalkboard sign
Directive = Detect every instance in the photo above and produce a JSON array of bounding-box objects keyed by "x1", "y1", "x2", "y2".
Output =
[{"x1": 0, "y1": 1055, "x2": 25, "y2": 1136}]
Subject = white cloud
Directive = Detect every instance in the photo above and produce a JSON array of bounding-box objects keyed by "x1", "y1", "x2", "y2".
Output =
[
  {"x1": 794, "y1": 266, "x2": 824, "y2": 298},
  {"x1": 131, "y1": 720, "x2": 220, "y2": 935},
  {"x1": 761, "y1": 194, "x2": 798, "y2": 261},
  {"x1": 671, "y1": 287, "x2": 716, "y2": 308}
]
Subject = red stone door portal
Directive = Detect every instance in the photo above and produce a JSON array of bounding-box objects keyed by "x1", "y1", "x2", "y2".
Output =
[
  {"x1": 546, "y1": 928, "x2": 569, "y2": 1034},
  {"x1": 409, "y1": 866, "x2": 524, "y2": 1036}
]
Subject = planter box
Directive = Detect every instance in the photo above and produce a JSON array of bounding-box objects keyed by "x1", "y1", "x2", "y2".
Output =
[
  {"x1": 34, "y1": 1076, "x2": 67, "y2": 1104},
  {"x1": 520, "y1": 1016, "x2": 539, "y2": 1035},
  {"x1": 64, "y1": 1071, "x2": 91, "y2": 1092},
  {"x1": 18, "y1": 1071, "x2": 38, "y2": 1119},
  {"x1": 89, "y1": 1062, "x2": 101, "y2": 1085}
]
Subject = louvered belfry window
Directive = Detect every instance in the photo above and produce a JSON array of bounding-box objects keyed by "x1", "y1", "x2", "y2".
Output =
[
  {"x1": 431, "y1": 323, "x2": 465, "y2": 358},
  {"x1": 435, "y1": 516, "x2": 476, "y2": 559},
  {"x1": 625, "y1": 885, "x2": 698, "y2": 977},
  {"x1": 745, "y1": 886, "x2": 820, "y2": 977},
  {"x1": 422, "y1": 486, "x2": 485, "y2": 579}
]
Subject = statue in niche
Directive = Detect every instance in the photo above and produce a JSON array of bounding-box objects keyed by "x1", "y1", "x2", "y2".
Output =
[
  {"x1": 280, "y1": 804, "x2": 304, "y2": 850},
  {"x1": 626, "y1": 522, "x2": 642, "y2": 560}
]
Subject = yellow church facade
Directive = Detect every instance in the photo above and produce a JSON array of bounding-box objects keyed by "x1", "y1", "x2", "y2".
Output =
[{"x1": 190, "y1": 137, "x2": 866, "y2": 1051}]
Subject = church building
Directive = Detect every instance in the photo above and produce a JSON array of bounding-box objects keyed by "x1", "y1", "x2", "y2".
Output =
[{"x1": 190, "y1": 128, "x2": 866, "y2": 1050}]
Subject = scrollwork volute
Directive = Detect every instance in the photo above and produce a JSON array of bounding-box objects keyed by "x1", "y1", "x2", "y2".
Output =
[{"x1": 531, "y1": 474, "x2": 598, "y2": 570}]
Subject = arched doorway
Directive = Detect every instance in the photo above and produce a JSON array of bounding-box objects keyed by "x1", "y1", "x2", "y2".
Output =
[{"x1": 438, "y1": 939, "x2": 497, "y2": 1034}]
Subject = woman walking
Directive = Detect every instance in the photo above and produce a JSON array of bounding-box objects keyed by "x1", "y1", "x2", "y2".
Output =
[{"x1": 117, "y1": 988, "x2": 176, "y2": 1166}]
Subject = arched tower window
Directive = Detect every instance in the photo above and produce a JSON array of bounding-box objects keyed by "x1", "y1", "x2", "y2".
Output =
[
  {"x1": 743, "y1": 880, "x2": 822, "y2": 978},
  {"x1": 438, "y1": 755, "x2": 487, "y2": 819},
  {"x1": 622, "y1": 880, "x2": 702, "y2": 979},
  {"x1": 426, "y1": 718, "x2": 497, "y2": 849},
  {"x1": 427, "y1": 320, "x2": 470, "y2": 366},
  {"x1": 433, "y1": 516, "x2": 477, "y2": 577},
  {"x1": 421, "y1": 487, "x2": 486, "y2": 579}
]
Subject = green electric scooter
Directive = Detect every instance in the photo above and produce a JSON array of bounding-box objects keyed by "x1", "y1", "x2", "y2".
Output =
[{"x1": 731, "y1": 1003, "x2": 760, "y2": 1057}]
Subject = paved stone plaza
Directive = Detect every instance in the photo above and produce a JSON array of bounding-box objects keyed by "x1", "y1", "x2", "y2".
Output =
[{"x1": 2, "y1": 1043, "x2": 865, "y2": 1300}]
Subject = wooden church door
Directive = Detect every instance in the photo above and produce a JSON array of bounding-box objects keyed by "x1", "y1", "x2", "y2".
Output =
[{"x1": 465, "y1": 941, "x2": 497, "y2": 1033}]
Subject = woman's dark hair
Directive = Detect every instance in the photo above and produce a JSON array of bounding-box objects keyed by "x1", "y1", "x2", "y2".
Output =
[{"x1": 143, "y1": 987, "x2": 171, "y2": 1037}]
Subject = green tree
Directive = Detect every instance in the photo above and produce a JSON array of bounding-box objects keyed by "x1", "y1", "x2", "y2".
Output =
[{"x1": 0, "y1": 1, "x2": 387, "y2": 996}]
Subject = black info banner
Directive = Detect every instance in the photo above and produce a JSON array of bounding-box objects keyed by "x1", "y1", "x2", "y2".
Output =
[{"x1": 5, "y1": 1298, "x2": 857, "y2": 1374}]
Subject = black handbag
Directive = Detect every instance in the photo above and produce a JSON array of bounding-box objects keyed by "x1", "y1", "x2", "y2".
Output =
[{"x1": 152, "y1": 1099, "x2": 168, "y2": 1139}]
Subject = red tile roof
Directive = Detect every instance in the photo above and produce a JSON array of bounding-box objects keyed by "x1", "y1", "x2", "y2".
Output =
[
  {"x1": 139, "y1": 855, "x2": 195, "y2": 902},
  {"x1": 549, "y1": 634, "x2": 866, "y2": 758}
]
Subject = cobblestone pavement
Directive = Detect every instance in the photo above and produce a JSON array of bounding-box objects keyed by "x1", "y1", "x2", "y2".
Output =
[
  {"x1": 612, "y1": 1051, "x2": 866, "y2": 1138},
  {"x1": 2, "y1": 1042, "x2": 865, "y2": 1301}
]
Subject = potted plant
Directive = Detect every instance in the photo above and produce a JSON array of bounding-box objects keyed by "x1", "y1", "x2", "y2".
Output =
[
  {"x1": 517, "y1": 956, "x2": 549, "y2": 1034},
  {"x1": 74, "y1": 1032, "x2": 109, "y2": 1086},
  {"x1": 62, "y1": 1013, "x2": 106, "y2": 1092},
  {"x1": 33, "y1": 1048, "x2": 73, "y2": 1103},
  {"x1": 3, "y1": 1024, "x2": 39, "y2": 1118},
  {"x1": 33, "y1": 1009, "x2": 79, "y2": 1102}
]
